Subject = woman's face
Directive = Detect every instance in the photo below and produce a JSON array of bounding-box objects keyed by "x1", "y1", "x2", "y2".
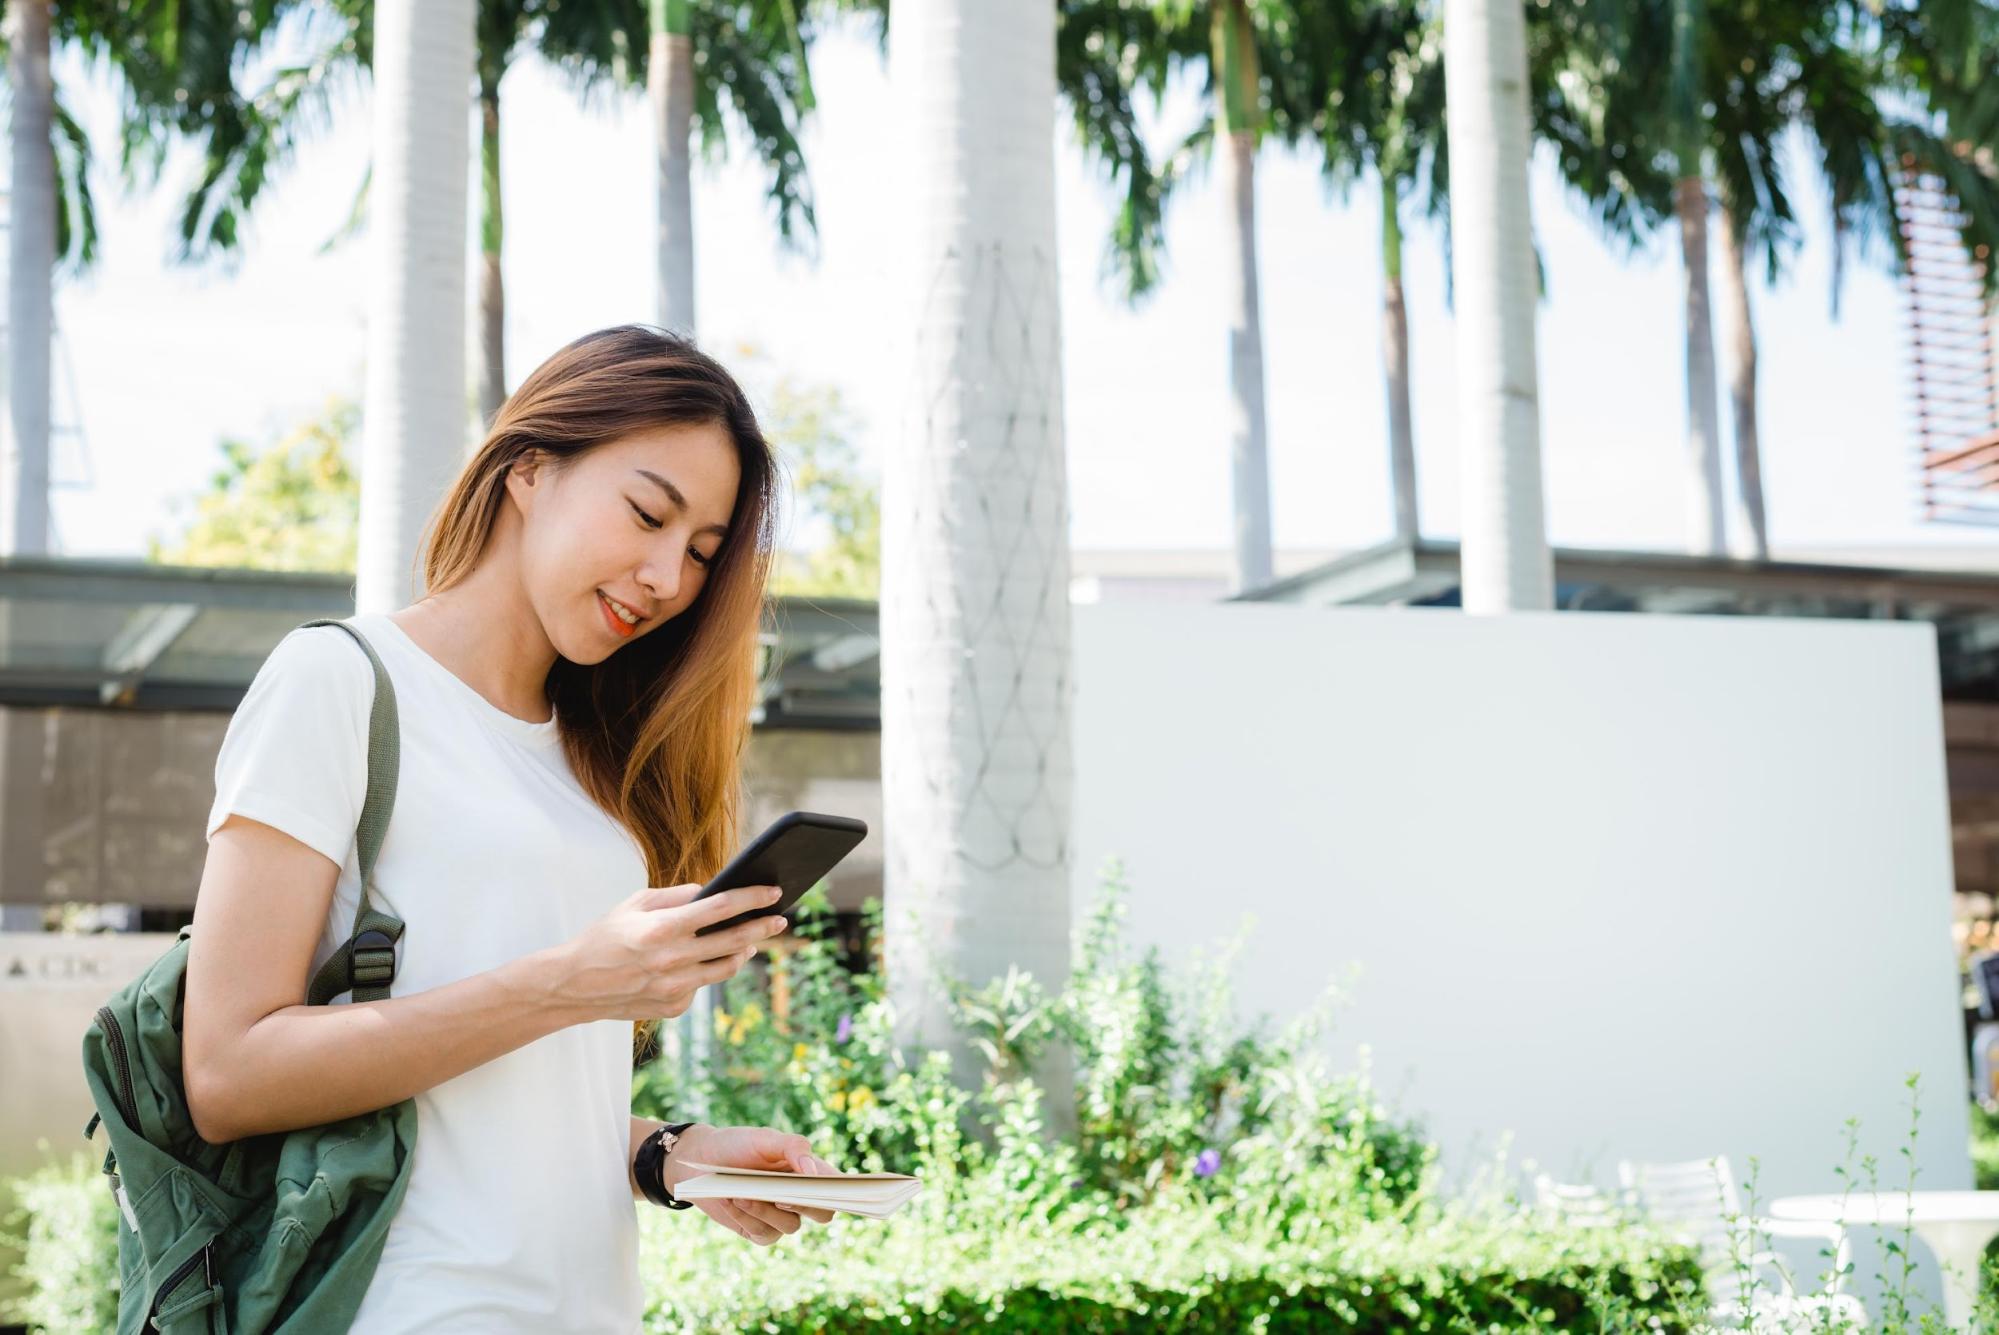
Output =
[{"x1": 510, "y1": 422, "x2": 742, "y2": 665}]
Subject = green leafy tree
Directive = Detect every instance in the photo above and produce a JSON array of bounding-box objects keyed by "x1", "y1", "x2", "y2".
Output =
[
  {"x1": 145, "y1": 367, "x2": 881, "y2": 588},
  {"x1": 148, "y1": 398, "x2": 360, "y2": 573},
  {"x1": 767, "y1": 376, "x2": 879, "y2": 600}
]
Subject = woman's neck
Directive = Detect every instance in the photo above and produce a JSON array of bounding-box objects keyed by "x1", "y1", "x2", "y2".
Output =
[{"x1": 388, "y1": 569, "x2": 560, "y2": 725}]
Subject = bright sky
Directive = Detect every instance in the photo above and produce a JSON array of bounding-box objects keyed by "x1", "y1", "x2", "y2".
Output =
[{"x1": 19, "y1": 17, "x2": 1995, "y2": 564}]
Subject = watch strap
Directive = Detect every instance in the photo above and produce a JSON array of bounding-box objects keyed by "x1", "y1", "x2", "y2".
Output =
[{"x1": 637, "y1": 1121, "x2": 698, "y2": 1210}]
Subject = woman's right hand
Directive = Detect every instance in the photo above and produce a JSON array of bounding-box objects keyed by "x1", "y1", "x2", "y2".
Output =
[{"x1": 548, "y1": 882, "x2": 790, "y2": 1022}]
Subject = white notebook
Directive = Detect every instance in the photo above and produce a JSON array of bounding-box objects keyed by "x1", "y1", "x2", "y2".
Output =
[{"x1": 671, "y1": 1161, "x2": 925, "y2": 1220}]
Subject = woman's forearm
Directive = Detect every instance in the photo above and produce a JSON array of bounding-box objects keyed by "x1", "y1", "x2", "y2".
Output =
[
  {"x1": 190, "y1": 945, "x2": 592, "y2": 1143},
  {"x1": 627, "y1": 1116, "x2": 716, "y2": 1200}
]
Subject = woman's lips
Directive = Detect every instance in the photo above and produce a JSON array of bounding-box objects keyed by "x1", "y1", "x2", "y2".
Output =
[{"x1": 598, "y1": 591, "x2": 638, "y2": 639}]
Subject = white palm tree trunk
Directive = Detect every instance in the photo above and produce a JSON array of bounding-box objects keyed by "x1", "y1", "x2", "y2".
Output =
[
  {"x1": 1678, "y1": 175, "x2": 1726, "y2": 556},
  {"x1": 1220, "y1": 126, "x2": 1273, "y2": 591},
  {"x1": 5, "y1": 0, "x2": 54, "y2": 557},
  {"x1": 883, "y1": 0, "x2": 1074, "y2": 1109},
  {"x1": 1442, "y1": 0, "x2": 1552, "y2": 612},
  {"x1": 1714, "y1": 204, "x2": 1766, "y2": 559},
  {"x1": 358, "y1": 0, "x2": 476, "y2": 615},
  {"x1": 651, "y1": 1, "x2": 696, "y2": 335},
  {"x1": 1213, "y1": 0, "x2": 1272, "y2": 593},
  {"x1": 1382, "y1": 175, "x2": 1418, "y2": 542}
]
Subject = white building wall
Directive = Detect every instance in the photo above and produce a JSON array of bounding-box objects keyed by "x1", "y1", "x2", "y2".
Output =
[{"x1": 1073, "y1": 602, "x2": 1967, "y2": 1300}]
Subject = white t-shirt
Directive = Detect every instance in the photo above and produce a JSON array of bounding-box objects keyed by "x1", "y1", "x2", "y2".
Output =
[{"x1": 205, "y1": 612, "x2": 650, "y2": 1333}]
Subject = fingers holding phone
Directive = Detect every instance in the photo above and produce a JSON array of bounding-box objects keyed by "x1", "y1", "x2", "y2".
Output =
[{"x1": 550, "y1": 881, "x2": 787, "y2": 1023}]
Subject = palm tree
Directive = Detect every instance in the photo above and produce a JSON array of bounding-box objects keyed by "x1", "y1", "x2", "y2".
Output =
[
  {"x1": 1576, "y1": 0, "x2": 1999, "y2": 559},
  {"x1": 638, "y1": 0, "x2": 819, "y2": 339},
  {"x1": 357, "y1": 0, "x2": 477, "y2": 614},
  {"x1": 1058, "y1": 0, "x2": 1273, "y2": 594},
  {"x1": 6, "y1": 0, "x2": 55, "y2": 558},
  {"x1": 1, "y1": 0, "x2": 168, "y2": 557},
  {"x1": 323, "y1": 0, "x2": 820, "y2": 414},
  {"x1": 1279, "y1": 0, "x2": 1441, "y2": 543},
  {"x1": 882, "y1": 0, "x2": 1074, "y2": 1109},
  {"x1": 1771, "y1": 0, "x2": 1999, "y2": 554},
  {"x1": 0, "y1": 0, "x2": 377, "y2": 562},
  {"x1": 1440, "y1": 0, "x2": 1552, "y2": 612},
  {"x1": 651, "y1": 0, "x2": 696, "y2": 334},
  {"x1": 1272, "y1": 0, "x2": 1666, "y2": 552},
  {"x1": 257, "y1": 1, "x2": 641, "y2": 426},
  {"x1": 1669, "y1": 1, "x2": 1725, "y2": 557},
  {"x1": 476, "y1": 4, "x2": 517, "y2": 424},
  {"x1": 468, "y1": 1, "x2": 658, "y2": 423}
]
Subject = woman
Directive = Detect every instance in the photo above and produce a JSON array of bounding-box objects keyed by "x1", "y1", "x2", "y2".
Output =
[{"x1": 182, "y1": 326, "x2": 837, "y2": 1332}]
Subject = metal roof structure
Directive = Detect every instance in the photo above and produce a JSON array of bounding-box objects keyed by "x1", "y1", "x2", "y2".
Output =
[
  {"x1": 1238, "y1": 537, "x2": 1999, "y2": 700},
  {"x1": 0, "y1": 557, "x2": 883, "y2": 727},
  {"x1": 14, "y1": 542, "x2": 1999, "y2": 718}
]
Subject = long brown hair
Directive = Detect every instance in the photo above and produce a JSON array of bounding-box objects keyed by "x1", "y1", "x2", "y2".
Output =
[{"x1": 416, "y1": 325, "x2": 778, "y2": 895}]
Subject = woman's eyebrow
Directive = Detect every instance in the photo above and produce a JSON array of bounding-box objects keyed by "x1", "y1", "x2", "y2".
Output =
[{"x1": 633, "y1": 469, "x2": 728, "y2": 537}]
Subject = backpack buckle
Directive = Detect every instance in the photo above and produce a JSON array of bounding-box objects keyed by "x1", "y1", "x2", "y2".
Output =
[{"x1": 351, "y1": 930, "x2": 398, "y2": 988}]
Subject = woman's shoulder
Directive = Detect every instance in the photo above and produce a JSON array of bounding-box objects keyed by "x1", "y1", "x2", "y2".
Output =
[{"x1": 254, "y1": 619, "x2": 380, "y2": 701}]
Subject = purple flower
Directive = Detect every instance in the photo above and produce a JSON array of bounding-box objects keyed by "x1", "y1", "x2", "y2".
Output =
[
  {"x1": 835, "y1": 1013, "x2": 853, "y2": 1044},
  {"x1": 1193, "y1": 1148, "x2": 1222, "y2": 1179}
]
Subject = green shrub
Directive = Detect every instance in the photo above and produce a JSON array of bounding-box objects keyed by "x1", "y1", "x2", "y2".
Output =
[
  {"x1": 634, "y1": 867, "x2": 1431, "y2": 1217},
  {"x1": 1, "y1": 1151, "x2": 119, "y2": 1334},
  {"x1": 1972, "y1": 1100, "x2": 1999, "y2": 1191},
  {"x1": 628, "y1": 865, "x2": 1699, "y2": 1331},
  {"x1": 632, "y1": 1184, "x2": 1701, "y2": 1333}
]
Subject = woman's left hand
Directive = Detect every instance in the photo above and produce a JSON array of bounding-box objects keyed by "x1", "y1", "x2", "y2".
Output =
[{"x1": 668, "y1": 1123, "x2": 838, "y2": 1245}]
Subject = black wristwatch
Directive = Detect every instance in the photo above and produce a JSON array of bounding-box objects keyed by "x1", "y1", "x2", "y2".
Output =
[{"x1": 635, "y1": 1121, "x2": 698, "y2": 1210}]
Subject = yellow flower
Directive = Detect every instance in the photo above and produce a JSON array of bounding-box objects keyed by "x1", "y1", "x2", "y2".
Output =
[
  {"x1": 712, "y1": 1007, "x2": 732, "y2": 1038},
  {"x1": 793, "y1": 1043, "x2": 810, "y2": 1062},
  {"x1": 848, "y1": 1086, "x2": 876, "y2": 1111},
  {"x1": 828, "y1": 1091, "x2": 847, "y2": 1113}
]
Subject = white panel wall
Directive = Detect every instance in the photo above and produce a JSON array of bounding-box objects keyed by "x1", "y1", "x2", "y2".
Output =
[{"x1": 1073, "y1": 603, "x2": 1967, "y2": 1296}]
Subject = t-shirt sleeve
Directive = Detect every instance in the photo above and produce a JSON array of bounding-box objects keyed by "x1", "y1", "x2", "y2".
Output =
[{"x1": 206, "y1": 624, "x2": 373, "y2": 870}]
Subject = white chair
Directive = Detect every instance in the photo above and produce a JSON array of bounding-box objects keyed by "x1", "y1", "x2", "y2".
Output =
[
  {"x1": 1533, "y1": 1174, "x2": 1622, "y2": 1229},
  {"x1": 1619, "y1": 1156, "x2": 1866, "y2": 1329}
]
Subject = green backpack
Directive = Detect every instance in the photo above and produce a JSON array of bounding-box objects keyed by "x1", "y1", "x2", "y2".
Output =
[{"x1": 80, "y1": 619, "x2": 417, "y2": 1333}]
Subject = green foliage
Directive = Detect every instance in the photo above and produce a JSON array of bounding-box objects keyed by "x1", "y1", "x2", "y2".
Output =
[
  {"x1": 0, "y1": 1152, "x2": 119, "y2": 1333},
  {"x1": 762, "y1": 375, "x2": 880, "y2": 600},
  {"x1": 1972, "y1": 1100, "x2": 1999, "y2": 1191},
  {"x1": 137, "y1": 360, "x2": 881, "y2": 588},
  {"x1": 146, "y1": 398, "x2": 361, "y2": 574},
  {"x1": 629, "y1": 868, "x2": 1691, "y2": 1331},
  {"x1": 632, "y1": 1194, "x2": 1700, "y2": 1333}
]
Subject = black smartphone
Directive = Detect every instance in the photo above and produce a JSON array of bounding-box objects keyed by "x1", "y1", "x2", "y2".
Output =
[{"x1": 691, "y1": 811, "x2": 869, "y2": 936}]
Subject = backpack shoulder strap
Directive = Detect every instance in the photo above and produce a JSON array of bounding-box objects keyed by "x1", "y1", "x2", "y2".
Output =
[{"x1": 295, "y1": 618, "x2": 406, "y2": 1006}]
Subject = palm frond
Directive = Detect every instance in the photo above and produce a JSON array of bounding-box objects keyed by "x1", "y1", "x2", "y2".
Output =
[
  {"x1": 51, "y1": 91, "x2": 101, "y2": 275},
  {"x1": 691, "y1": 2, "x2": 821, "y2": 251}
]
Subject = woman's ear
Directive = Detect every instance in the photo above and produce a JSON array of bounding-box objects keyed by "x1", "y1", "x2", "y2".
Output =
[{"x1": 501, "y1": 449, "x2": 544, "y2": 519}]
